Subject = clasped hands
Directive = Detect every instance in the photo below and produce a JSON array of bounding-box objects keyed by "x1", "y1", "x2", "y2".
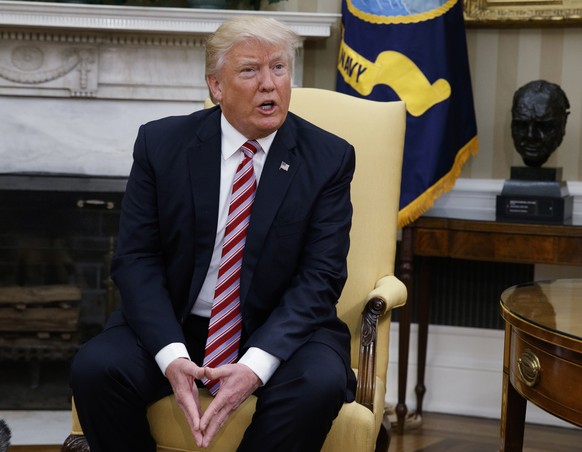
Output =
[{"x1": 165, "y1": 358, "x2": 261, "y2": 448}]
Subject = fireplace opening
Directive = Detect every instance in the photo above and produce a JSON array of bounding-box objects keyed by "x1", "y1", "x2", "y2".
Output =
[{"x1": 0, "y1": 173, "x2": 126, "y2": 409}]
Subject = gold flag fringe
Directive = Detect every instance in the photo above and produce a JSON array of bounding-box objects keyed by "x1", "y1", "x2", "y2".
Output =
[{"x1": 397, "y1": 135, "x2": 479, "y2": 229}]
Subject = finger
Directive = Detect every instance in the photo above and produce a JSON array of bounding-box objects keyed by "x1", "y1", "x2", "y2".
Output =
[
  {"x1": 200, "y1": 390, "x2": 225, "y2": 431},
  {"x1": 200, "y1": 397, "x2": 229, "y2": 448},
  {"x1": 201, "y1": 415, "x2": 227, "y2": 448},
  {"x1": 190, "y1": 388, "x2": 205, "y2": 446},
  {"x1": 175, "y1": 383, "x2": 204, "y2": 445}
]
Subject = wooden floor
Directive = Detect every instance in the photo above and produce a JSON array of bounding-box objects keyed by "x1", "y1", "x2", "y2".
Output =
[
  {"x1": 388, "y1": 412, "x2": 582, "y2": 452},
  {"x1": 8, "y1": 412, "x2": 582, "y2": 451}
]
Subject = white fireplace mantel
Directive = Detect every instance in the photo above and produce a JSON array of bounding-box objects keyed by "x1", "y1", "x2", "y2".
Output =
[
  {"x1": 0, "y1": 1, "x2": 338, "y2": 37},
  {"x1": 0, "y1": 1, "x2": 339, "y2": 176},
  {"x1": 0, "y1": 1, "x2": 339, "y2": 99}
]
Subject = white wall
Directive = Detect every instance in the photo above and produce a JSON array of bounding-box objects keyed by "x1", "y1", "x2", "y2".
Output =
[{"x1": 386, "y1": 323, "x2": 575, "y2": 429}]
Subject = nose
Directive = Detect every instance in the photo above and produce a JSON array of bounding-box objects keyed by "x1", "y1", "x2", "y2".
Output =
[
  {"x1": 258, "y1": 67, "x2": 275, "y2": 91},
  {"x1": 526, "y1": 122, "x2": 544, "y2": 140}
]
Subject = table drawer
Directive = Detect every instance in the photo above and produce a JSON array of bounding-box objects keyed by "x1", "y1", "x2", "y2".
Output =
[{"x1": 509, "y1": 328, "x2": 582, "y2": 427}]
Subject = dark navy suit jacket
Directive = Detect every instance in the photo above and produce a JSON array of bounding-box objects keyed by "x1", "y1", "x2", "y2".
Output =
[{"x1": 109, "y1": 105, "x2": 357, "y2": 400}]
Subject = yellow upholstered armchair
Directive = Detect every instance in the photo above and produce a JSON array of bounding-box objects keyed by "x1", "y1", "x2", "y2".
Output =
[{"x1": 63, "y1": 88, "x2": 407, "y2": 452}]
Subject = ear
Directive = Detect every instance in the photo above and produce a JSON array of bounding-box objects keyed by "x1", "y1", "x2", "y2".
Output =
[{"x1": 207, "y1": 75, "x2": 223, "y2": 103}]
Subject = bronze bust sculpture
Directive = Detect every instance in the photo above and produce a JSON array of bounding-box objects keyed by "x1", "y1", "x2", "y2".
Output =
[
  {"x1": 497, "y1": 80, "x2": 573, "y2": 224},
  {"x1": 511, "y1": 80, "x2": 570, "y2": 167}
]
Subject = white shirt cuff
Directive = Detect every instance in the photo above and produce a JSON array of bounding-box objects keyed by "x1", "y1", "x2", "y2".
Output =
[
  {"x1": 238, "y1": 347, "x2": 281, "y2": 385},
  {"x1": 155, "y1": 342, "x2": 190, "y2": 376}
]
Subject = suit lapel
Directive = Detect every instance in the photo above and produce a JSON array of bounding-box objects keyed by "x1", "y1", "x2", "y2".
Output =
[
  {"x1": 185, "y1": 107, "x2": 222, "y2": 314},
  {"x1": 183, "y1": 110, "x2": 300, "y2": 311},
  {"x1": 240, "y1": 119, "x2": 301, "y2": 305}
]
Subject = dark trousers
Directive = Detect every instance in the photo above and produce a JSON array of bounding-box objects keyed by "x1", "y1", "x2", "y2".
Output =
[{"x1": 70, "y1": 316, "x2": 348, "y2": 452}]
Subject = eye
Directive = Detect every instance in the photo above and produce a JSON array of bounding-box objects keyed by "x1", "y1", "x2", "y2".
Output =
[
  {"x1": 512, "y1": 120, "x2": 528, "y2": 131},
  {"x1": 238, "y1": 67, "x2": 257, "y2": 79},
  {"x1": 273, "y1": 63, "x2": 287, "y2": 74}
]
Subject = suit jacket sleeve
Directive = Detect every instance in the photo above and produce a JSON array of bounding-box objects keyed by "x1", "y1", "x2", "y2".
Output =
[{"x1": 110, "y1": 120, "x2": 190, "y2": 357}]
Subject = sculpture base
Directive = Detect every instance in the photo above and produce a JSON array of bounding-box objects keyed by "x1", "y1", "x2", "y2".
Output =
[
  {"x1": 510, "y1": 166, "x2": 562, "y2": 182},
  {"x1": 496, "y1": 194, "x2": 573, "y2": 224},
  {"x1": 496, "y1": 167, "x2": 572, "y2": 224}
]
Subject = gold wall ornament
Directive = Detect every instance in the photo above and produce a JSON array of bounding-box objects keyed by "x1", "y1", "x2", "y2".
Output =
[
  {"x1": 517, "y1": 348, "x2": 541, "y2": 387},
  {"x1": 464, "y1": 0, "x2": 582, "y2": 27}
]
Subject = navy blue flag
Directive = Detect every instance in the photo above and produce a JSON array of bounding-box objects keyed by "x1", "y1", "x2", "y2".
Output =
[{"x1": 337, "y1": 0, "x2": 478, "y2": 227}]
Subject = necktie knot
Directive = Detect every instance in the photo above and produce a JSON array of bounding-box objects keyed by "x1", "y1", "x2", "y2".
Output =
[{"x1": 241, "y1": 140, "x2": 260, "y2": 160}]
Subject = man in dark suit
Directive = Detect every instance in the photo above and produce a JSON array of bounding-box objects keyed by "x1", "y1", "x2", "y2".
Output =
[{"x1": 70, "y1": 16, "x2": 356, "y2": 451}]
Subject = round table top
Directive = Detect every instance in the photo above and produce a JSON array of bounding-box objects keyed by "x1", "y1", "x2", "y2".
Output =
[{"x1": 501, "y1": 279, "x2": 582, "y2": 342}]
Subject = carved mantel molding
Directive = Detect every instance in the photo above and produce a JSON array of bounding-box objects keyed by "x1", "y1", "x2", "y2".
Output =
[
  {"x1": 0, "y1": 1, "x2": 339, "y2": 99},
  {"x1": 0, "y1": 1, "x2": 338, "y2": 37}
]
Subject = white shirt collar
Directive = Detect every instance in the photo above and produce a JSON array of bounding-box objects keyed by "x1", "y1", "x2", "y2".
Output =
[{"x1": 220, "y1": 113, "x2": 277, "y2": 159}]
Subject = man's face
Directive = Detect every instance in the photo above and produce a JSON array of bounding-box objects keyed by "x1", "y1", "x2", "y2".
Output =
[
  {"x1": 511, "y1": 91, "x2": 567, "y2": 167},
  {"x1": 207, "y1": 40, "x2": 292, "y2": 139}
]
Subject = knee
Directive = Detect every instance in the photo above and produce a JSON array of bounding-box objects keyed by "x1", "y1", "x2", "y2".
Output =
[
  {"x1": 70, "y1": 338, "x2": 121, "y2": 396},
  {"x1": 283, "y1": 345, "x2": 349, "y2": 412},
  {"x1": 301, "y1": 366, "x2": 347, "y2": 410}
]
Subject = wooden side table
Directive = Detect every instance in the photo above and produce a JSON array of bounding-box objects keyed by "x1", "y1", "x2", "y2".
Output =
[
  {"x1": 500, "y1": 279, "x2": 582, "y2": 450},
  {"x1": 396, "y1": 217, "x2": 582, "y2": 434}
]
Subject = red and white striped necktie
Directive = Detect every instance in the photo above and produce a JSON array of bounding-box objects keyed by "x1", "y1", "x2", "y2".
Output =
[{"x1": 202, "y1": 140, "x2": 259, "y2": 395}]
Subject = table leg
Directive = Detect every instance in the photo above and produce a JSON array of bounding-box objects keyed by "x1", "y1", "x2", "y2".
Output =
[
  {"x1": 500, "y1": 373, "x2": 526, "y2": 450},
  {"x1": 500, "y1": 324, "x2": 526, "y2": 451},
  {"x1": 396, "y1": 227, "x2": 414, "y2": 434},
  {"x1": 415, "y1": 257, "x2": 432, "y2": 417}
]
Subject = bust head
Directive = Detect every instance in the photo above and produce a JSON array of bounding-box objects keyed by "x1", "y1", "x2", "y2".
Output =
[{"x1": 511, "y1": 80, "x2": 570, "y2": 167}]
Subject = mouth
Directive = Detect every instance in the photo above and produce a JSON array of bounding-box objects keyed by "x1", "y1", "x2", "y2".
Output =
[
  {"x1": 258, "y1": 101, "x2": 276, "y2": 112},
  {"x1": 524, "y1": 149, "x2": 538, "y2": 155},
  {"x1": 517, "y1": 141, "x2": 538, "y2": 152}
]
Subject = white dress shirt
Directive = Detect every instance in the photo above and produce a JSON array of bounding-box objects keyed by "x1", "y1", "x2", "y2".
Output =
[{"x1": 155, "y1": 113, "x2": 281, "y2": 385}]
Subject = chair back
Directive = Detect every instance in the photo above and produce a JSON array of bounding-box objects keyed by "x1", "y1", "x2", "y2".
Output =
[{"x1": 289, "y1": 88, "x2": 406, "y2": 383}]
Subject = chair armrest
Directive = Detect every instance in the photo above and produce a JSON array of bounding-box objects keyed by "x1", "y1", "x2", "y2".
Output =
[
  {"x1": 63, "y1": 434, "x2": 90, "y2": 452},
  {"x1": 356, "y1": 275, "x2": 407, "y2": 410},
  {"x1": 368, "y1": 275, "x2": 407, "y2": 310}
]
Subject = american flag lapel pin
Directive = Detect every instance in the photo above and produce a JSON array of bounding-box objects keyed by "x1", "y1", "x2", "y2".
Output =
[{"x1": 279, "y1": 161, "x2": 290, "y2": 172}]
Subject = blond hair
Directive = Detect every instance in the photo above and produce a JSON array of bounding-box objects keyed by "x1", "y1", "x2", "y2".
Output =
[{"x1": 205, "y1": 16, "x2": 300, "y2": 79}]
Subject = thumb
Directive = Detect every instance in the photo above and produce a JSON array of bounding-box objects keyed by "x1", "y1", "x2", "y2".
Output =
[
  {"x1": 191, "y1": 364, "x2": 205, "y2": 380},
  {"x1": 203, "y1": 366, "x2": 219, "y2": 380}
]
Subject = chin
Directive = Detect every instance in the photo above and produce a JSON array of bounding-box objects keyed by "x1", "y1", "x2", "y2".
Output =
[{"x1": 256, "y1": 120, "x2": 284, "y2": 136}]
